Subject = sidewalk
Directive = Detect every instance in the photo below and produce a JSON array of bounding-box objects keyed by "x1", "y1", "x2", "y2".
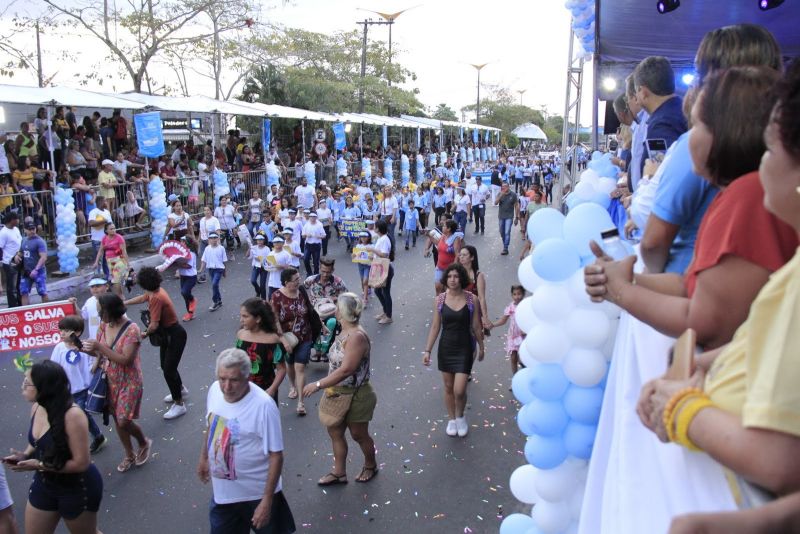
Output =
[{"x1": 0, "y1": 238, "x2": 163, "y2": 307}]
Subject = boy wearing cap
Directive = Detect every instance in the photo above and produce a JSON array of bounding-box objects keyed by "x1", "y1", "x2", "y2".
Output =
[
  {"x1": 78, "y1": 279, "x2": 110, "y2": 340},
  {"x1": 282, "y1": 228, "x2": 302, "y2": 269},
  {"x1": 248, "y1": 234, "x2": 270, "y2": 300},
  {"x1": 301, "y1": 211, "x2": 325, "y2": 275},
  {"x1": 199, "y1": 232, "x2": 227, "y2": 311},
  {"x1": 266, "y1": 236, "x2": 291, "y2": 299},
  {"x1": 19, "y1": 220, "x2": 48, "y2": 305},
  {"x1": 284, "y1": 209, "x2": 303, "y2": 245}
]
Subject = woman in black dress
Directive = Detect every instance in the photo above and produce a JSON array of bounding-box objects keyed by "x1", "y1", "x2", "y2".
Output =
[
  {"x1": 235, "y1": 297, "x2": 287, "y2": 404},
  {"x1": 422, "y1": 263, "x2": 484, "y2": 438}
]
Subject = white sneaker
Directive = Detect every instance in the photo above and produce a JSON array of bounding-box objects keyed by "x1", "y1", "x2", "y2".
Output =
[
  {"x1": 163, "y1": 386, "x2": 189, "y2": 403},
  {"x1": 163, "y1": 403, "x2": 187, "y2": 420},
  {"x1": 456, "y1": 417, "x2": 469, "y2": 437},
  {"x1": 445, "y1": 420, "x2": 457, "y2": 437}
]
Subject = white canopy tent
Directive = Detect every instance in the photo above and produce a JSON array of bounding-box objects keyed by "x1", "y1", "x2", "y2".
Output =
[{"x1": 513, "y1": 123, "x2": 547, "y2": 140}]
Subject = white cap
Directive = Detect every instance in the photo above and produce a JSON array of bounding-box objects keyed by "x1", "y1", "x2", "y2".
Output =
[{"x1": 101, "y1": 159, "x2": 114, "y2": 166}]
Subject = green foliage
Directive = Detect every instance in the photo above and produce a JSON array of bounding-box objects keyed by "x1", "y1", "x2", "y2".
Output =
[
  {"x1": 431, "y1": 103, "x2": 457, "y2": 121},
  {"x1": 505, "y1": 133, "x2": 520, "y2": 149}
]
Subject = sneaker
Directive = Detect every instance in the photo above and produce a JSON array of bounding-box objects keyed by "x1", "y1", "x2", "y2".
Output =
[
  {"x1": 374, "y1": 312, "x2": 386, "y2": 320},
  {"x1": 182, "y1": 312, "x2": 194, "y2": 322},
  {"x1": 378, "y1": 316, "x2": 393, "y2": 325},
  {"x1": 188, "y1": 299, "x2": 197, "y2": 314},
  {"x1": 164, "y1": 403, "x2": 187, "y2": 420},
  {"x1": 164, "y1": 386, "x2": 189, "y2": 403},
  {"x1": 456, "y1": 417, "x2": 469, "y2": 437},
  {"x1": 90, "y1": 435, "x2": 108, "y2": 454},
  {"x1": 501, "y1": 249, "x2": 509, "y2": 256},
  {"x1": 445, "y1": 420, "x2": 457, "y2": 436},
  {"x1": 209, "y1": 302, "x2": 222, "y2": 312},
  {"x1": 405, "y1": 245, "x2": 409, "y2": 250}
]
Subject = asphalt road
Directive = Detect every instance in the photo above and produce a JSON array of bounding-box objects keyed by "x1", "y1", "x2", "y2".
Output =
[{"x1": 0, "y1": 206, "x2": 533, "y2": 534}]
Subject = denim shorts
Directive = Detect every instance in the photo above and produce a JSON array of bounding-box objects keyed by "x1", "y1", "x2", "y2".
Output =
[
  {"x1": 28, "y1": 465, "x2": 103, "y2": 520},
  {"x1": 20, "y1": 270, "x2": 47, "y2": 296},
  {"x1": 287, "y1": 340, "x2": 312, "y2": 366},
  {"x1": 357, "y1": 264, "x2": 370, "y2": 281}
]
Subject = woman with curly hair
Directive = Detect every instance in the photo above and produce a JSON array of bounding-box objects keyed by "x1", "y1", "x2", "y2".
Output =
[
  {"x1": 422, "y1": 263, "x2": 485, "y2": 438},
  {"x1": 4, "y1": 361, "x2": 103, "y2": 534},
  {"x1": 236, "y1": 297, "x2": 287, "y2": 403}
]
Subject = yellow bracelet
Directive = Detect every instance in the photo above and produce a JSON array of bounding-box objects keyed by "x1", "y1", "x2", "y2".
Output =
[
  {"x1": 662, "y1": 387, "x2": 703, "y2": 441},
  {"x1": 665, "y1": 393, "x2": 701, "y2": 443},
  {"x1": 674, "y1": 395, "x2": 714, "y2": 451}
]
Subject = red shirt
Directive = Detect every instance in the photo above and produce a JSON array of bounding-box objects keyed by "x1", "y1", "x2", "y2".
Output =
[
  {"x1": 102, "y1": 233, "x2": 125, "y2": 259},
  {"x1": 685, "y1": 172, "x2": 798, "y2": 296}
]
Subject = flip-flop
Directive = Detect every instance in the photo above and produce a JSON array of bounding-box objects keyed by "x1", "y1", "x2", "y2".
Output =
[
  {"x1": 356, "y1": 465, "x2": 379, "y2": 483},
  {"x1": 135, "y1": 438, "x2": 153, "y2": 466},
  {"x1": 317, "y1": 472, "x2": 348, "y2": 486},
  {"x1": 296, "y1": 404, "x2": 307, "y2": 416},
  {"x1": 117, "y1": 456, "x2": 136, "y2": 473},
  {"x1": 288, "y1": 388, "x2": 298, "y2": 400}
]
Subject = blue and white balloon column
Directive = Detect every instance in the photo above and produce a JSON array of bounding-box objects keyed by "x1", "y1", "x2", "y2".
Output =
[
  {"x1": 336, "y1": 156, "x2": 347, "y2": 179},
  {"x1": 384, "y1": 156, "x2": 394, "y2": 183},
  {"x1": 415, "y1": 154, "x2": 424, "y2": 183},
  {"x1": 304, "y1": 160, "x2": 316, "y2": 187},
  {"x1": 400, "y1": 154, "x2": 410, "y2": 186},
  {"x1": 362, "y1": 157, "x2": 371, "y2": 181},
  {"x1": 54, "y1": 186, "x2": 79, "y2": 273},
  {"x1": 473, "y1": 146, "x2": 480, "y2": 164},
  {"x1": 212, "y1": 168, "x2": 230, "y2": 207},
  {"x1": 503, "y1": 197, "x2": 624, "y2": 533},
  {"x1": 565, "y1": 0, "x2": 596, "y2": 58},
  {"x1": 480, "y1": 146, "x2": 488, "y2": 162},
  {"x1": 492, "y1": 146, "x2": 498, "y2": 161},
  {"x1": 429, "y1": 151, "x2": 437, "y2": 170},
  {"x1": 459, "y1": 145, "x2": 467, "y2": 162},
  {"x1": 467, "y1": 146, "x2": 474, "y2": 163},
  {"x1": 148, "y1": 177, "x2": 168, "y2": 249},
  {"x1": 266, "y1": 160, "x2": 280, "y2": 187}
]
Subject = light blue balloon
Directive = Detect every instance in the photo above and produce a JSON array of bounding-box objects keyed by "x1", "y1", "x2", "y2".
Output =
[
  {"x1": 531, "y1": 238, "x2": 581, "y2": 282},
  {"x1": 500, "y1": 513, "x2": 536, "y2": 534},
  {"x1": 563, "y1": 385, "x2": 604, "y2": 425},
  {"x1": 517, "y1": 403, "x2": 536, "y2": 436},
  {"x1": 589, "y1": 191, "x2": 611, "y2": 209},
  {"x1": 530, "y1": 363, "x2": 570, "y2": 401},
  {"x1": 565, "y1": 194, "x2": 582, "y2": 210},
  {"x1": 527, "y1": 207, "x2": 565, "y2": 245},
  {"x1": 528, "y1": 398, "x2": 569, "y2": 436},
  {"x1": 591, "y1": 151, "x2": 603, "y2": 161},
  {"x1": 525, "y1": 434, "x2": 568, "y2": 470},
  {"x1": 563, "y1": 202, "x2": 614, "y2": 257},
  {"x1": 564, "y1": 422, "x2": 598, "y2": 460},
  {"x1": 511, "y1": 367, "x2": 536, "y2": 404}
]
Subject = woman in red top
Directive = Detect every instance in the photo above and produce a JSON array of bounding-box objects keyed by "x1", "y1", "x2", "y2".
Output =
[
  {"x1": 585, "y1": 66, "x2": 798, "y2": 350},
  {"x1": 94, "y1": 222, "x2": 128, "y2": 297},
  {"x1": 428, "y1": 220, "x2": 463, "y2": 295},
  {"x1": 125, "y1": 267, "x2": 188, "y2": 421}
]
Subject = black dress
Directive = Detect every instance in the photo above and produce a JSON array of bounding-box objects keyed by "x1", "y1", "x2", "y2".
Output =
[{"x1": 437, "y1": 302, "x2": 474, "y2": 374}]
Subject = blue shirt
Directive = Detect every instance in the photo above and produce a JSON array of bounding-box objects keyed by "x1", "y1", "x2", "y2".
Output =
[
  {"x1": 433, "y1": 193, "x2": 447, "y2": 209},
  {"x1": 343, "y1": 205, "x2": 362, "y2": 219},
  {"x1": 403, "y1": 207, "x2": 419, "y2": 230},
  {"x1": 650, "y1": 133, "x2": 718, "y2": 274},
  {"x1": 640, "y1": 96, "x2": 687, "y2": 182}
]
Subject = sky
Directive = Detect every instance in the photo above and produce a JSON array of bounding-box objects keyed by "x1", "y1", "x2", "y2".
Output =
[{"x1": 0, "y1": 0, "x2": 596, "y2": 125}]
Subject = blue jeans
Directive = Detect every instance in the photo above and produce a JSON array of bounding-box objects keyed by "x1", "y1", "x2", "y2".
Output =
[
  {"x1": 453, "y1": 211, "x2": 467, "y2": 233},
  {"x1": 250, "y1": 267, "x2": 267, "y2": 299},
  {"x1": 472, "y1": 204, "x2": 486, "y2": 233},
  {"x1": 209, "y1": 492, "x2": 295, "y2": 534},
  {"x1": 303, "y1": 243, "x2": 321, "y2": 275},
  {"x1": 375, "y1": 265, "x2": 394, "y2": 318},
  {"x1": 209, "y1": 268, "x2": 224, "y2": 304},
  {"x1": 499, "y1": 218, "x2": 513, "y2": 250},
  {"x1": 404, "y1": 229, "x2": 417, "y2": 247},
  {"x1": 91, "y1": 240, "x2": 109, "y2": 278},
  {"x1": 180, "y1": 275, "x2": 197, "y2": 311},
  {"x1": 73, "y1": 389, "x2": 102, "y2": 439}
]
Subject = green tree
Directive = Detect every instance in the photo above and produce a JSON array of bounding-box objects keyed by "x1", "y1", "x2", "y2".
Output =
[
  {"x1": 544, "y1": 115, "x2": 564, "y2": 143},
  {"x1": 430, "y1": 103, "x2": 457, "y2": 122}
]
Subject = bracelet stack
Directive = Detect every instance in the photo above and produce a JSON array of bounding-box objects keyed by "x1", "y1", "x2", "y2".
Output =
[{"x1": 662, "y1": 387, "x2": 713, "y2": 451}]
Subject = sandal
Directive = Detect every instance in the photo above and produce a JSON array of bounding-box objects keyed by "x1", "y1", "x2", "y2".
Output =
[
  {"x1": 356, "y1": 465, "x2": 379, "y2": 483},
  {"x1": 117, "y1": 456, "x2": 136, "y2": 473},
  {"x1": 135, "y1": 438, "x2": 153, "y2": 466},
  {"x1": 296, "y1": 404, "x2": 307, "y2": 416},
  {"x1": 317, "y1": 472, "x2": 347, "y2": 486},
  {"x1": 288, "y1": 388, "x2": 298, "y2": 400}
]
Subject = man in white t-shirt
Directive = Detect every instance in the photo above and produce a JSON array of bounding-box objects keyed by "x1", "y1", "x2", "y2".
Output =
[
  {"x1": 87, "y1": 196, "x2": 113, "y2": 278},
  {"x1": 199, "y1": 349, "x2": 295, "y2": 534},
  {"x1": 467, "y1": 176, "x2": 490, "y2": 235},
  {"x1": 0, "y1": 211, "x2": 23, "y2": 307},
  {"x1": 301, "y1": 211, "x2": 326, "y2": 275},
  {"x1": 293, "y1": 177, "x2": 316, "y2": 209}
]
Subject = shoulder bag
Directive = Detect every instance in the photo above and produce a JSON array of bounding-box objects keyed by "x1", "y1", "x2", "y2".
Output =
[
  {"x1": 86, "y1": 320, "x2": 132, "y2": 414},
  {"x1": 318, "y1": 332, "x2": 370, "y2": 427}
]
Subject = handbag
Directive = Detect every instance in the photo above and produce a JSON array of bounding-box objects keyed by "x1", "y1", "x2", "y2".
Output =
[
  {"x1": 86, "y1": 320, "x2": 132, "y2": 414},
  {"x1": 318, "y1": 388, "x2": 357, "y2": 427},
  {"x1": 300, "y1": 286, "x2": 323, "y2": 341},
  {"x1": 368, "y1": 256, "x2": 390, "y2": 288},
  {"x1": 140, "y1": 309, "x2": 167, "y2": 347}
]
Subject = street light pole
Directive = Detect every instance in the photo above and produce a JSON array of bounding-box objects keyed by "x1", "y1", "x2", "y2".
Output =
[
  {"x1": 517, "y1": 89, "x2": 527, "y2": 106},
  {"x1": 470, "y1": 63, "x2": 489, "y2": 124},
  {"x1": 357, "y1": 18, "x2": 392, "y2": 114}
]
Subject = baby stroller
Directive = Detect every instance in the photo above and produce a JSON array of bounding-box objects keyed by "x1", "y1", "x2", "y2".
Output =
[{"x1": 310, "y1": 299, "x2": 339, "y2": 362}]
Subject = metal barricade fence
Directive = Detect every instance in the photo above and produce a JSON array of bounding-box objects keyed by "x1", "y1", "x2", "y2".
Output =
[{"x1": 0, "y1": 188, "x2": 56, "y2": 242}]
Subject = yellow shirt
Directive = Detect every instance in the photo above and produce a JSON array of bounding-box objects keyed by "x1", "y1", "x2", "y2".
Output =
[
  {"x1": 97, "y1": 170, "x2": 117, "y2": 199},
  {"x1": 705, "y1": 247, "x2": 800, "y2": 436}
]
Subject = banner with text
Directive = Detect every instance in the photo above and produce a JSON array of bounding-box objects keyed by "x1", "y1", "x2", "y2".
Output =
[
  {"x1": 0, "y1": 300, "x2": 77, "y2": 353},
  {"x1": 340, "y1": 218, "x2": 367, "y2": 238},
  {"x1": 134, "y1": 111, "x2": 165, "y2": 158}
]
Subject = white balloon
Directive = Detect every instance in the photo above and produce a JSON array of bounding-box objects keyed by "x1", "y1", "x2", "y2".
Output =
[
  {"x1": 579, "y1": 168, "x2": 600, "y2": 184},
  {"x1": 531, "y1": 284, "x2": 574, "y2": 323},
  {"x1": 533, "y1": 462, "x2": 579, "y2": 502},
  {"x1": 518, "y1": 336, "x2": 539, "y2": 368},
  {"x1": 509, "y1": 464, "x2": 541, "y2": 504},
  {"x1": 563, "y1": 521, "x2": 580, "y2": 534},
  {"x1": 518, "y1": 256, "x2": 546, "y2": 293},
  {"x1": 574, "y1": 180, "x2": 596, "y2": 200},
  {"x1": 515, "y1": 296, "x2": 539, "y2": 334},
  {"x1": 597, "y1": 299, "x2": 622, "y2": 320},
  {"x1": 569, "y1": 485, "x2": 586, "y2": 519},
  {"x1": 566, "y1": 267, "x2": 593, "y2": 308},
  {"x1": 531, "y1": 499, "x2": 572, "y2": 534},
  {"x1": 525, "y1": 324, "x2": 571, "y2": 363},
  {"x1": 596, "y1": 177, "x2": 617, "y2": 195},
  {"x1": 562, "y1": 348, "x2": 607, "y2": 387},
  {"x1": 565, "y1": 308, "x2": 610, "y2": 348}
]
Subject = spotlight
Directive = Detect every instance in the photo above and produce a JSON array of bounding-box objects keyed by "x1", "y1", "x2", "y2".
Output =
[
  {"x1": 602, "y1": 77, "x2": 617, "y2": 91},
  {"x1": 681, "y1": 73, "x2": 695, "y2": 86},
  {"x1": 759, "y1": 0, "x2": 784, "y2": 10},
  {"x1": 656, "y1": 0, "x2": 680, "y2": 13},
  {"x1": 344, "y1": 122, "x2": 352, "y2": 133}
]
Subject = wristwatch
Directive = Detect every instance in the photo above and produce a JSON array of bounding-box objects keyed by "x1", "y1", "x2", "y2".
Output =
[{"x1": 316, "y1": 381, "x2": 322, "y2": 390}]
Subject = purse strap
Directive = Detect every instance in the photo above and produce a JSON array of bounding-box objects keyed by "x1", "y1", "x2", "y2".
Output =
[{"x1": 108, "y1": 320, "x2": 133, "y2": 352}]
